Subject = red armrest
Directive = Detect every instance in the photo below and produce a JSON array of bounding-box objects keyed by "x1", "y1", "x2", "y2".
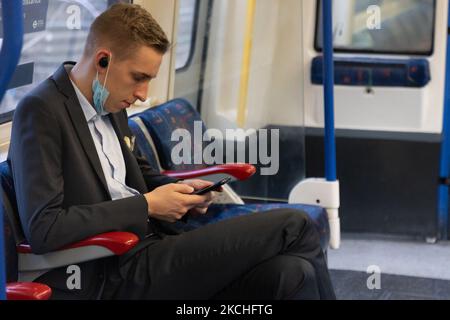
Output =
[
  {"x1": 6, "y1": 282, "x2": 52, "y2": 300},
  {"x1": 17, "y1": 231, "x2": 139, "y2": 255},
  {"x1": 164, "y1": 163, "x2": 256, "y2": 181}
]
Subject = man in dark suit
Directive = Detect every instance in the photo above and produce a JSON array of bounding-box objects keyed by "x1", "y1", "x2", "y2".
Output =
[{"x1": 8, "y1": 3, "x2": 335, "y2": 299}]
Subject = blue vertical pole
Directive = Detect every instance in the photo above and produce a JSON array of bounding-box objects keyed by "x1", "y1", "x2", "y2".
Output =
[
  {"x1": 0, "y1": 0, "x2": 24, "y2": 300},
  {"x1": 0, "y1": 196, "x2": 5, "y2": 300},
  {"x1": 437, "y1": 4, "x2": 450, "y2": 240},
  {"x1": 322, "y1": 0, "x2": 337, "y2": 182}
]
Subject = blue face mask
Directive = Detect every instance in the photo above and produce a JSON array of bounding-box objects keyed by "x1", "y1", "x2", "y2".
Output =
[
  {"x1": 92, "y1": 56, "x2": 112, "y2": 115},
  {"x1": 92, "y1": 77, "x2": 109, "y2": 115}
]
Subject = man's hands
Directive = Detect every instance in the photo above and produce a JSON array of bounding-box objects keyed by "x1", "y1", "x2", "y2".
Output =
[
  {"x1": 144, "y1": 180, "x2": 215, "y2": 222},
  {"x1": 182, "y1": 179, "x2": 217, "y2": 216}
]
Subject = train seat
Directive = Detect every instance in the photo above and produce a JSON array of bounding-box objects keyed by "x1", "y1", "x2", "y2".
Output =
[
  {"x1": 1, "y1": 170, "x2": 51, "y2": 300},
  {"x1": 129, "y1": 98, "x2": 330, "y2": 250},
  {"x1": 0, "y1": 161, "x2": 140, "y2": 299}
]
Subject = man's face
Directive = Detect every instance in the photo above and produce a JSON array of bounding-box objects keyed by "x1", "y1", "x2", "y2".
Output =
[{"x1": 102, "y1": 46, "x2": 163, "y2": 113}]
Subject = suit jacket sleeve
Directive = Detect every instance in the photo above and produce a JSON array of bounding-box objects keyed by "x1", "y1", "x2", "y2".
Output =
[{"x1": 9, "y1": 96, "x2": 149, "y2": 254}]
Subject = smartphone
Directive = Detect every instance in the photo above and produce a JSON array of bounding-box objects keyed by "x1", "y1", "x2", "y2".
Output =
[{"x1": 192, "y1": 177, "x2": 231, "y2": 195}]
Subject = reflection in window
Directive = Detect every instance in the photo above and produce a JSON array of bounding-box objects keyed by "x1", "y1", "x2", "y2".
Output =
[
  {"x1": 175, "y1": 0, "x2": 197, "y2": 70},
  {"x1": 0, "y1": 0, "x2": 129, "y2": 123},
  {"x1": 316, "y1": 0, "x2": 435, "y2": 55}
]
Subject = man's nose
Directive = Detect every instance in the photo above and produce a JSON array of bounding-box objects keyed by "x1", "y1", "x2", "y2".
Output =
[{"x1": 134, "y1": 82, "x2": 149, "y2": 102}]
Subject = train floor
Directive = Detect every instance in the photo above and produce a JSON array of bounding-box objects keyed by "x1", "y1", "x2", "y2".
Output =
[{"x1": 327, "y1": 233, "x2": 450, "y2": 300}]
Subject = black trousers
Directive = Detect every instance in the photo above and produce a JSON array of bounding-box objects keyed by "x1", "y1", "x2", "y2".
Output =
[{"x1": 101, "y1": 209, "x2": 336, "y2": 300}]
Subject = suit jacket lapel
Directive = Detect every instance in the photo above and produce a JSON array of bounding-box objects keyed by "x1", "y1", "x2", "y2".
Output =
[
  {"x1": 51, "y1": 62, "x2": 110, "y2": 196},
  {"x1": 108, "y1": 112, "x2": 147, "y2": 193}
]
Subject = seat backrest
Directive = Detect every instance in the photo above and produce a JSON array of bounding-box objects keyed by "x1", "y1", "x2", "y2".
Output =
[
  {"x1": 128, "y1": 116, "x2": 163, "y2": 172},
  {"x1": 0, "y1": 161, "x2": 24, "y2": 282},
  {"x1": 136, "y1": 98, "x2": 208, "y2": 171},
  {"x1": 0, "y1": 161, "x2": 24, "y2": 244},
  {"x1": 2, "y1": 203, "x2": 18, "y2": 282}
]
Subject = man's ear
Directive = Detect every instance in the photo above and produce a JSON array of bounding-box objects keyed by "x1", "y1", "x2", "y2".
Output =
[
  {"x1": 99, "y1": 56, "x2": 109, "y2": 68},
  {"x1": 94, "y1": 49, "x2": 112, "y2": 72}
]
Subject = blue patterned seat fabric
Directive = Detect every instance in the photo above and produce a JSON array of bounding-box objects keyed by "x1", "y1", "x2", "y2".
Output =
[
  {"x1": 0, "y1": 161, "x2": 20, "y2": 282},
  {"x1": 130, "y1": 99, "x2": 330, "y2": 250},
  {"x1": 128, "y1": 117, "x2": 161, "y2": 170},
  {"x1": 135, "y1": 98, "x2": 207, "y2": 171}
]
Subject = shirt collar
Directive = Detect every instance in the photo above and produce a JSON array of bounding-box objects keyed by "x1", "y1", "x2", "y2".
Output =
[{"x1": 65, "y1": 64, "x2": 106, "y2": 122}]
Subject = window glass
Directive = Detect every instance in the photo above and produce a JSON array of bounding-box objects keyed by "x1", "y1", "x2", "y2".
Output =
[
  {"x1": 0, "y1": 0, "x2": 129, "y2": 123},
  {"x1": 316, "y1": 0, "x2": 435, "y2": 55},
  {"x1": 197, "y1": 0, "x2": 306, "y2": 201},
  {"x1": 175, "y1": 0, "x2": 197, "y2": 70}
]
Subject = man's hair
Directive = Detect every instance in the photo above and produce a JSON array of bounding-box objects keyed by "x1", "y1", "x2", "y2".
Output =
[{"x1": 84, "y1": 3, "x2": 170, "y2": 60}]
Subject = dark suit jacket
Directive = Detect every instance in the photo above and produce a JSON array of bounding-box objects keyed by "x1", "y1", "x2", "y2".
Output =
[{"x1": 8, "y1": 62, "x2": 177, "y2": 299}]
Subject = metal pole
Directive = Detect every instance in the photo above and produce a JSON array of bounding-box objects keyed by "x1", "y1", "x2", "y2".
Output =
[
  {"x1": 437, "y1": 3, "x2": 450, "y2": 240},
  {"x1": 322, "y1": 0, "x2": 337, "y2": 182},
  {"x1": 0, "y1": 0, "x2": 24, "y2": 300}
]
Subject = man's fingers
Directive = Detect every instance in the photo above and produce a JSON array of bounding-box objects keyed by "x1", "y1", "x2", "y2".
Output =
[
  {"x1": 190, "y1": 206, "x2": 208, "y2": 215},
  {"x1": 196, "y1": 180, "x2": 214, "y2": 189},
  {"x1": 172, "y1": 183, "x2": 195, "y2": 194},
  {"x1": 195, "y1": 200, "x2": 212, "y2": 209},
  {"x1": 187, "y1": 194, "x2": 212, "y2": 205},
  {"x1": 197, "y1": 207, "x2": 208, "y2": 214},
  {"x1": 181, "y1": 179, "x2": 214, "y2": 190}
]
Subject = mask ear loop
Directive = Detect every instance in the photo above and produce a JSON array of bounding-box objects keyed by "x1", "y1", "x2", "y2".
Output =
[{"x1": 99, "y1": 53, "x2": 112, "y2": 107}]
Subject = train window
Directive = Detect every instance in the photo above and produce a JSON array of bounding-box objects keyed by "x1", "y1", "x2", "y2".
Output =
[
  {"x1": 315, "y1": 0, "x2": 436, "y2": 55},
  {"x1": 0, "y1": 0, "x2": 130, "y2": 124},
  {"x1": 175, "y1": 0, "x2": 198, "y2": 71}
]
